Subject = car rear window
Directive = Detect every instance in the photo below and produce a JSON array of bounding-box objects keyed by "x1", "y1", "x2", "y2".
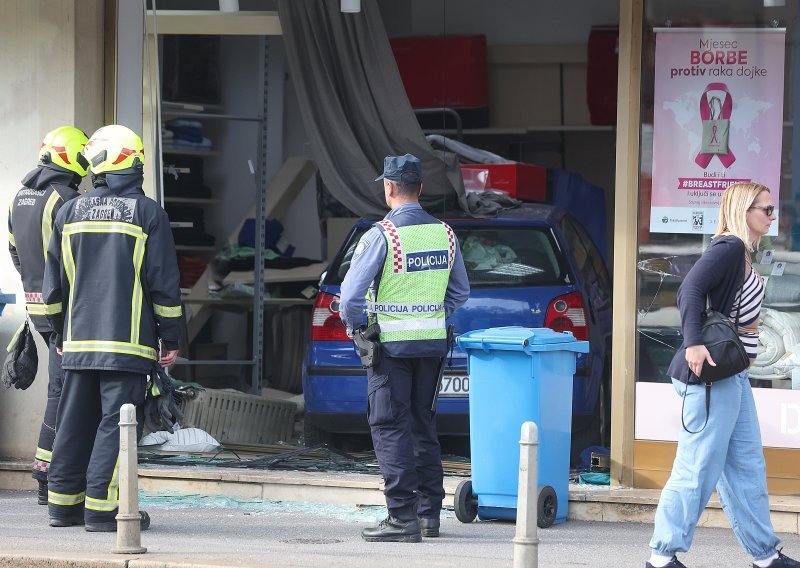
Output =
[
  {"x1": 455, "y1": 227, "x2": 568, "y2": 287},
  {"x1": 326, "y1": 225, "x2": 568, "y2": 288}
]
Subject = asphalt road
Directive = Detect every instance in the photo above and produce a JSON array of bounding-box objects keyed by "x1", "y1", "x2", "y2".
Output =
[{"x1": 1, "y1": 490, "x2": 799, "y2": 567}]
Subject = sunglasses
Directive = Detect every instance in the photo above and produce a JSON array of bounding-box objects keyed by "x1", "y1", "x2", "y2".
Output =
[{"x1": 749, "y1": 205, "x2": 775, "y2": 216}]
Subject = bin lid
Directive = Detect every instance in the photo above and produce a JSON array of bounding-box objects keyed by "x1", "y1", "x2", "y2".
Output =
[
  {"x1": 0, "y1": 293, "x2": 15, "y2": 317},
  {"x1": 456, "y1": 326, "x2": 589, "y2": 353}
]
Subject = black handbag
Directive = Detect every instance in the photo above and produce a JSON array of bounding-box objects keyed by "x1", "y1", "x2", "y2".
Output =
[
  {"x1": 1, "y1": 320, "x2": 38, "y2": 390},
  {"x1": 694, "y1": 308, "x2": 749, "y2": 382}
]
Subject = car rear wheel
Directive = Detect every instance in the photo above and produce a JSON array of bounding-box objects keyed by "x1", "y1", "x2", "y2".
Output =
[{"x1": 302, "y1": 415, "x2": 332, "y2": 447}]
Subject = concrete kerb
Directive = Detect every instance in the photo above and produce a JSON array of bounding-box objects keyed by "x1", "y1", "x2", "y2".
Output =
[
  {"x1": 0, "y1": 554, "x2": 297, "y2": 568},
  {"x1": 0, "y1": 554, "x2": 127, "y2": 568}
]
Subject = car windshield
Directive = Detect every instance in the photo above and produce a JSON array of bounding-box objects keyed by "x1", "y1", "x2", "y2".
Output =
[{"x1": 326, "y1": 225, "x2": 568, "y2": 288}]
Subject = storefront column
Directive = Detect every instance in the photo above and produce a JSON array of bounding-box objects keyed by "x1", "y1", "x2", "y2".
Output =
[
  {"x1": 610, "y1": 0, "x2": 643, "y2": 488},
  {"x1": 0, "y1": 0, "x2": 105, "y2": 465}
]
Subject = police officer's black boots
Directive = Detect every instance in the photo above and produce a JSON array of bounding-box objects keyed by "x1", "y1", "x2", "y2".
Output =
[
  {"x1": 420, "y1": 517, "x2": 440, "y2": 538},
  {"x1": 37, "y1": 480, "x2": 48, "y2": 506},
  {"x1": 361, "y1": 515, "x2": 421, "y2": 543}
]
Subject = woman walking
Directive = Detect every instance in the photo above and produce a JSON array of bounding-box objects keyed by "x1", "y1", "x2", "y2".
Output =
[{"x1": 646, "y1": 183, "x2": 799, "y2": 568}]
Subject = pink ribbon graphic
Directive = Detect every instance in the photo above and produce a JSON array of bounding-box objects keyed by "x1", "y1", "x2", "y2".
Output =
[{"x1": 695, "y1": 82, "x2": 735, "y2": 169}]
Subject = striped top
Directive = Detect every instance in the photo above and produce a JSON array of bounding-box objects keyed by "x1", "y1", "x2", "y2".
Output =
[{"x1": 729, "y1": 265, "x2": 765, "y2": 359}]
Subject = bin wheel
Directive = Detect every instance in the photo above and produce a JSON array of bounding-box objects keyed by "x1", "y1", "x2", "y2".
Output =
[
  {"x1": 537, "y1": 485, "x2": 557, "y2": 528},
  {"x1": 454, "y1": 479, "x2": 478, "y2": 523}
]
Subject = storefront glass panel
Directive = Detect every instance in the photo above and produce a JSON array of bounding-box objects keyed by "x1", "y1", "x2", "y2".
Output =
[{"x1": 636, "y1": 1, "x2": 800, "y2": 450}]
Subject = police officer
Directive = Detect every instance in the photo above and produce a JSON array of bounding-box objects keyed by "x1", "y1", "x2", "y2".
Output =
[
  {"x1": 339, "y1": 154, "x2": 469, "y2": 542},
  {"x1": 8, "y1": 126, "x2": 89, "y2": 505},
  {"x1": 42, "y1": 125, "x2": 183, "y2": 531}
]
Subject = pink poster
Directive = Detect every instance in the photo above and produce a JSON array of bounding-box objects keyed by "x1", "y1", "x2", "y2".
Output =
[{"x1": 650, "y1": 28, "x2": 785, "y2": 234}]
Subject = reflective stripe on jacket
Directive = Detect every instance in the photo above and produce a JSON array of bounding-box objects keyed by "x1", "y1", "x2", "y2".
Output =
[
  {"x1": 8, "y1": 167, "x2": 80, "y2": 333},
  {"x1": 42, "y1": 173, "x2": 183, "y2": 373}
]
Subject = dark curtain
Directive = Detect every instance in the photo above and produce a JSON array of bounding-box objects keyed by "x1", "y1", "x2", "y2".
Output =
[{"x1": 278, "y1": 0, "x2": 469, "y2": 219}]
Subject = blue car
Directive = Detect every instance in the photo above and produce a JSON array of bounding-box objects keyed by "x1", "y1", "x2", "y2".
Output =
[{"x1": 302, "y1": 203, "x2": 613, "y2": 458}]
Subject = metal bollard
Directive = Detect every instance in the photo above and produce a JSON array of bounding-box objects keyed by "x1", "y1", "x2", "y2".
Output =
[
  {"x1": 112, "y1": 403, "x2": 146, "y2": 554},
  {"x1": 513, "y1": 421, "x2": 538, "y2": 568}
]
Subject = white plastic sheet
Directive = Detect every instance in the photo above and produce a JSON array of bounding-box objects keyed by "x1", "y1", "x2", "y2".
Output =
[{"x1": 139, "y1": 427, "x2": 220, "y2": 453}]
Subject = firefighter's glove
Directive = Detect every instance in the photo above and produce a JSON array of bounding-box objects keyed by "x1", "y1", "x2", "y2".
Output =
[
  {"x1": 1, "y1": 321, "x2": 38, "y2": 390},
  {"x1": 144, "y1": 363, "x2": 184, "y2": 434}
]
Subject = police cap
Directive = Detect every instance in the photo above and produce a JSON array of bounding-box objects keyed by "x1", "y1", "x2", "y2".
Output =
[{"x1": 374, "y1": 153, "x2": 422, "y2": 184}]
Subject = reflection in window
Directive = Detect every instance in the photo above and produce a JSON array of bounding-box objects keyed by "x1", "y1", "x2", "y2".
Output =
[{"x1": 637, "y1": 1, "x2": 800, "y2": 393}]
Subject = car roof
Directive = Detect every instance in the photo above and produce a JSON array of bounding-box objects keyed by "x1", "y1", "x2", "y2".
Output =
[{"x1": 353, "y1": 203, "x2": 565, "y2": 228}]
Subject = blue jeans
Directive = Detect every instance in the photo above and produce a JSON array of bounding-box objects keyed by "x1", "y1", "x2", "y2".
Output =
[{"x1": 649, "y1": 372, "x2": 780, "y2": 561}]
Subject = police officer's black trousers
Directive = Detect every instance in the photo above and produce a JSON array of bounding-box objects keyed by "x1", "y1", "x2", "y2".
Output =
[
  {"x1": 367, "y1": 355, "x2": 445, "y2": 520},
  {"x1": 48, "y1": 369, "x2": 146, "y2": 523},
  {"x1": 32, "y1": 332, "x2": 64, "y2": 481}
]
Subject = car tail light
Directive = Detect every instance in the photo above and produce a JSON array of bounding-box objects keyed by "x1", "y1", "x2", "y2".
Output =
[
  {"x1": 311, "y1": 292, "x2": 350, "y2": 341},
  {"x1": 544, "y1": 291, "x2": 588, "y2": 341}
]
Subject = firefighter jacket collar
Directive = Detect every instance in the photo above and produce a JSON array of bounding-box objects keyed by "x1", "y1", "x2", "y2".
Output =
[
  {"x1": 21, "y1": 166, "x2": 79, "y2": 192},
  {"x1": 92, "y1": 171, "x2": 145, "y2": 197}
]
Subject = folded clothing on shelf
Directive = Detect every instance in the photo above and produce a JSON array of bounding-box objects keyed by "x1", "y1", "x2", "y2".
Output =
[
  {"x1": 165, "y1": 119, "x2": 205, "y2": 143},
  {"x1": 177, "y1": 255, "x2": 208, "y2": 289},
  {"x1": 171, "y1": 228, "x2": 216, "y2": 247},
  {"x1": 163, "y1": 155, "x2": 204, "y2": 181},
  {"x1": 163, "y1": 119, "x2": 213, "y2": 151},
  {"x1": 162, "y1": 155, "x2": 213, "y2": 199},
  {"x1": 166, "y1": 204, "x2": 206, "y2": 232},
  {"x1": 207, "y1": 245, "x2": 320, "y2": 288},
  {"x1": 169, "y1": 137, "x2": 212, "y2": 150},
  {"x1": 164, "y1": 182, "x2": 214, "y2": 200},
  {"x1": 238, "y1": 218, "x2": 295, "y2": 257}
]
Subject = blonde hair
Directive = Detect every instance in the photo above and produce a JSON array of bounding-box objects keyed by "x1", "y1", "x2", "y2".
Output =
[{"x1": 713, "y1": 182, "x2": 771, "y2": 251}]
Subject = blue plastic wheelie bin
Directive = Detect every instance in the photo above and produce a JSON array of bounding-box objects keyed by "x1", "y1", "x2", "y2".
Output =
[
  {"x1": 0, "y1": 293, "x2": 15, "y2": 317},
  {"x1": 455, "y1": 327, "x2": 589, "y2": 527}
]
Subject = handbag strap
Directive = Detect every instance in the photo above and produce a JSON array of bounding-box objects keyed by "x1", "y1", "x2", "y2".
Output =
[
  {"x1": 681, "y1": 382, "x2": 712, "y2": 434},
  {"x1": 734, "y1": 253, "x2": 750, "y2": 328},
  {"x1": 709, "y1": 252, "x2": 746, "y2": 327}
]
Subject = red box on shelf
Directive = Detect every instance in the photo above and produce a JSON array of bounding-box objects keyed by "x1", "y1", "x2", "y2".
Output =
[
  {"x1": 460, "y1": 163, "x2": 548, "y2": 203},
  {"x1": 390, "y1": 35, "x2": 488, "y2": 110},
  {"x1": 587, "y1": 25, "x2": 619, "y2": 125}
]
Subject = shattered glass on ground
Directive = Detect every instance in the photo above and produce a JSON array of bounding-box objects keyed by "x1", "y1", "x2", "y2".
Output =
[{"x1": 138, "y1": 491, "x2": 455, "y2": 523}]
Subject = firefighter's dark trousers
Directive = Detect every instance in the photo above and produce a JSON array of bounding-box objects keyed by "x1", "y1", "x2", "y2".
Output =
[
  {"x1": 367, "y1": 355, "x2": 445, "y2": 520},
  {"x1": 48, "y1": 369, "x2": 146, "y2": 523},
  {"x1": 32, "y1": 332, "x2": 64, "y2": 482}
]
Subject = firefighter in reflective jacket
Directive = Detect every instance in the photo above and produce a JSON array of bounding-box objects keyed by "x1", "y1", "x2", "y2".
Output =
[
  {"x1": 7, "y1": 126, "x2": 89, "y2": 505},
  {"x1": 339, "y1": 154, "x2": 469, "y2": 542},
  {"x1": 42, "y1": 125, "x2": 182, "y2": 532}
]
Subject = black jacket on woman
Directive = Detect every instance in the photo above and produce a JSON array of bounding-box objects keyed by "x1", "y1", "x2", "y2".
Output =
[{"x1": 667, "y1": 235, "x2": 747, "y2": 384}]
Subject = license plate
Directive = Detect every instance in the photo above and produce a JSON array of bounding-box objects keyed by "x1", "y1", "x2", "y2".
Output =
[{"x1": 438, "y1": 375, "x2": 469, "y2": 397}]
